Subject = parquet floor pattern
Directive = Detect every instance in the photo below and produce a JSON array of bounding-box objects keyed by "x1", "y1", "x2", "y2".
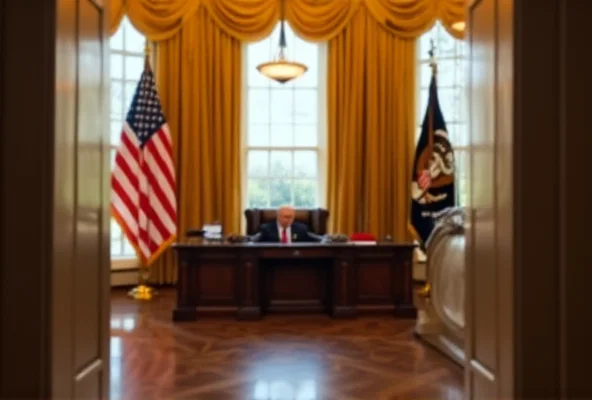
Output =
[{"x1": 110, "y1": 289, "x2": 462, "y2": 400}]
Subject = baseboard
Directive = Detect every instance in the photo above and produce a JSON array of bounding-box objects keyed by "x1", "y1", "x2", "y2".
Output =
[
  {"x1": 413, "y1": 330, "x2": 465, "y2": 367},
  {"x1": 110, "y1": 268, "x2": 139, "y2": 287},
  {"x1": 110, "y1": 283, "x2": 176, "y2": 291}
]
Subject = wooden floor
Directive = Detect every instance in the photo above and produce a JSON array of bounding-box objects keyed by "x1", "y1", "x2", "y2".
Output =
[{"x1": 110, "y1": 288, "x2": 463, "y2": 400}]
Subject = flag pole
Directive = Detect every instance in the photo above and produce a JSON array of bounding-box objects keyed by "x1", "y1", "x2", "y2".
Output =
[
  {"x1": 417, "y1": 39, "x2": 437, "y2": 299},
  {"x1": 128, "y1": 40, "x2": 157, "y2": 301}
]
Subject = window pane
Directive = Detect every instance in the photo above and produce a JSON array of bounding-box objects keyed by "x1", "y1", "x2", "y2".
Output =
[
  {"x1": 248, "y1": 89, "x2": 270, "y2": 124},
  {"x1": 292, "y1": 40, "x2": 318, "y2": 88},
  {"x1": 247, "y1": 150, "x2": 269, "y2": 177},
  {"x1": 438, "y1": 60, "x2": 459, "y2": 89},
  {"x1": 421, "y1": 59, "x2": 457, "y2": 88},
  {"x1": 110, "y1": 218, "x2": 123, "y2": 257},
  {"x1": 270, "y1": 179, "x2": 292, "y2": 207},
  {"x1": 125, "y1": 56, "x2": 144, "y2": 81},
  {"x1": 294, "y1": 125, "x2": 317, "y2": 147},
  {"x1": 417, "y1": 88, "x2": 428, "y2": 123},
  {"x1": 124, "y1": 81, "x2": 138, "y2": 113},
  {"x1": 110, "y1": 54, "x2": 123, "y2": 79},
  {"x1": 448, "y1": 123, "x2": 468, "y2": 148},
  {"x1": 111, "y1": 241, "x2": 121, "y2": 257},
  {"x1": 110, "y1": 149, "x2": 117, "y2": 169},
  {"x1": 293, "y1": 179, "x2": 316, "y2": 207},
  {"x1": 111, "y1": 81, "x2": 124, "y2": 119},
  {"x1": 455, "y1": 150, "x2": 468, "y2": 206},
  {"x1": 294, "y1": 89, "x2": 317, "y2": 124},
  {"x1": 269, "y1": 151, "x2": 292, "y2": 177},
  {"x1": 270, "y1": 89, "x2": 293, "y2": 124},
  {"x1": 270, "y1": 125, "x2": 293, "y2": 147},
  {"x1": 248, "y1": 179, "x2": 270, "y2": 207},
  {"x1": 111, "y1": 121, "x2": 123, "y2": 146},
  {"x1": 455, "y1": 57, "x2": 467, "y2": 88},
  {"x1": 438, "y1": 88, "x2": 459, "y2": 124},
  {"x1": 418, "y1": 62, "x2": 432, "y2": 89},
  {"x1": 436, "y1": 28, "x2": 459, "y2": 58},
  {"x1": 124, "y1": 19, "x2": 145, "y2": 54},
  {"x1": 248, "y1": 124, "x2": 270, "y2": 146},
  {"x1": 111, "y1": 218, "x2": 122, "y2": 241},
  {"x1": 458, "y1": 86, "x2": 468, "y2": 123},
  {"x1": 122, "y1": 238, "x2": 137, "y2": 257},
  {"x1": 110, "y1": 27, "x2": 124, "y2": 51},
  {"x1": 293, "y1": 151, "x2": 317, "y2": 178}
]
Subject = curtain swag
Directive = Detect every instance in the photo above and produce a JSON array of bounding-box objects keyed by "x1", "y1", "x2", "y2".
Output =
[{"x1": 109, "y1": 0, "x2": 465, "y2": 41}]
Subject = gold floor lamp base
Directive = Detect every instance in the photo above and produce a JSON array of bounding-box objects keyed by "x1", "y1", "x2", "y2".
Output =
[
  {"x1": 417, "y1": 282, "x2": 431, "y2": 298},
  {"x1": 128, "y1": 284, "x2": 157, "y2": 300}
]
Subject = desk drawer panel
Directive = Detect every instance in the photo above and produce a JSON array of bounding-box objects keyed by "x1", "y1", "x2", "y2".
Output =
[
  {"x1": 260, "y1": 248, "x2": 332, "y2": 259},
  {"x1": 196, "y1": 261, "x2": 238, "y2": 306}
]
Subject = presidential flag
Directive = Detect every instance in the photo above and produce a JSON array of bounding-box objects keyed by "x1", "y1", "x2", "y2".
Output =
[
  {"x1": 110, "y1": 60, "x2": 177, "y2": 266},
  {"x1": 410, "y1": 72, "x2": 456, "y2": 248}
]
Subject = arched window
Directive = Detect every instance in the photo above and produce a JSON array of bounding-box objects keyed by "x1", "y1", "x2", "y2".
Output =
[{"x1": 243, "y1": 23, "x2": 327, "y2": 211}]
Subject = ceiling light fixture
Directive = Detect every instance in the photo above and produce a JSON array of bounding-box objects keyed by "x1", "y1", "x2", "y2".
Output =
[
  {"x1": 256, "y1": 1, "x2": 307, "y2": 84},
  {"x1": 452, "y1": 21, "x2": 466, "y2": 32}
]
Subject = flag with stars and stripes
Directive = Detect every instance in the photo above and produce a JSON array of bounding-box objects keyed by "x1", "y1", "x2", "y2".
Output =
[{"x1": 110, "y1": 63, "x2": 177, "y2": 266}]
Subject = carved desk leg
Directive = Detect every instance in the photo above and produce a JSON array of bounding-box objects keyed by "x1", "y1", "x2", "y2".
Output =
[
  {"x1": 173, "y1": 257, "x2": 198, "y2": 321},
  {"x1": 332, "y1": 256, "x2": 357, "y2": 319},
  {"x1": 394, "y1": 254, "x2": 418, "y2": 318},
  {"x1": 236, "y1": 257, "x2": 261, "y2": 320}
]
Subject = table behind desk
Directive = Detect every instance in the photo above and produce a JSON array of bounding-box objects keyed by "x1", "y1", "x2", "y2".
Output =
[{"x1": 172, "y1": 242, "x2": 416, "y2": 321}]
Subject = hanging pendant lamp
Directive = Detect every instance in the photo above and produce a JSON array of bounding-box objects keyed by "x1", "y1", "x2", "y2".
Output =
[
  {"x1": 256, "y1": 1, "x2": 307, "y2": 84},
  {"x1": 452, "y1": 21, "x2": 466, "y2": 32}
]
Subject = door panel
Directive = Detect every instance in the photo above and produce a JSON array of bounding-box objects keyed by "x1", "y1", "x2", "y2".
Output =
[
  {"x1": 495, "y1": 0, "x2": 515, "y2": 397},
  {"x1": 466, "y1": 0, "x2": 591, "y2": 397},
  {"x1": 55, "y1": 0, "x2": 110, "y2": 398},
  {"x1": 465, "y1": 0, "x2": 513, "y2": 397},
  {"x1": 52, "y1": 0, "x2": 77, "y2": 397},
  {"x1": 469, "y1": 0, "x2": 496, "y2": 375},
  {"x1": 75, "y1": 0, "x2": 103, "y2": 370},
  {"x1": 1, "y1": 0, "x2": 109, "y2": 397}
]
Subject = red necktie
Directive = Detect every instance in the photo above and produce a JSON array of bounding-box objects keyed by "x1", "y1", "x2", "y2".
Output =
[{"x1": 281, "y1": 228, "x2": 288, "y2": 243}]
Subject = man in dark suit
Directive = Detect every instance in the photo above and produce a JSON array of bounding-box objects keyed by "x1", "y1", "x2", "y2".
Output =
[{"x1": 254, "y1": 205, "x2": 321, "y2": 243}]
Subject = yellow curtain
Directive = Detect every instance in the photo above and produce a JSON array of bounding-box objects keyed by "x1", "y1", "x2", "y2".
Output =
[
  {"x1": 110, "y1": 0, "x2": 465, "y2": 42},
  {"x1": 149, "y1": 6, "x2": 242, "y2": 283},
  {"x1": 107, "y1": 0, "x2": 466, "y2": 283},
  {"x1": 109, "y1": 0, "x2": 126, "y2": 35},
  {"x1": 327, "y1": 6, "x2": 415, "y2": 241}
]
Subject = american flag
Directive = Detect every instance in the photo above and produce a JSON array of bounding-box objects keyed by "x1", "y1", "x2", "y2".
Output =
[{"x1": 110, "y1": 65, "x2": 177, "y2": 266}]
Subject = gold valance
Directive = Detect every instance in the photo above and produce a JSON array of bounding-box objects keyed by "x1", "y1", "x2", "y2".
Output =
[{"x1": 109, "y1": 0, "x2": 465, "y2": 41}]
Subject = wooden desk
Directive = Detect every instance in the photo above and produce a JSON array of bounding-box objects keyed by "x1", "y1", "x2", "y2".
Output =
[{"x1": 172, "y1": 242, "x2": 416, "y2": 321}]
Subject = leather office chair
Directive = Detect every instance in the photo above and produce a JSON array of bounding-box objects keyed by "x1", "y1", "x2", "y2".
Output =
[{"x1": 244, "y1": 208, "x2": 329, "y2": 236}]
